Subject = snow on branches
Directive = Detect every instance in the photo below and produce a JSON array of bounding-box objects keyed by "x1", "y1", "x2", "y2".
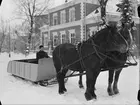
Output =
[{"x1": 116, "y1": 0, "x2": 133, "y2": 24}]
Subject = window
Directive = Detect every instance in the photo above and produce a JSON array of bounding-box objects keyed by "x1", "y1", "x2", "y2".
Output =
[
  {"x1": 53, "y1": 13, "x2": 58, "y2": 25},
  {"x1": 69, "y1": 29, "x2": 76, "y2": 44},
  {"x1": 60, "y1": 10, "x2": 66, "y2": 24},
  {"x1": 70, "y1": 33, "x2": 76, "y2": 44},
  {"x1": 44, "y1": 33, "x2": 49, "y2": 47},
  {"x1": 60, "y1": 31, "x2": 66, "y2": 44},
  {"x1": 53, "y1": 32, "x2": 59, "y2": 47},
  {"x1": 69, "y1": 7, "x2": 75, "y2": 22},
  {"x1": 41, "y1": 34, "x2": 44, "y2": 45}
]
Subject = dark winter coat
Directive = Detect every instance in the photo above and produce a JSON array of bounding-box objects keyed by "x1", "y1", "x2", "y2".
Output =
[{"x1": 36, "y1": 50, "x2": 49, "y2": 62}]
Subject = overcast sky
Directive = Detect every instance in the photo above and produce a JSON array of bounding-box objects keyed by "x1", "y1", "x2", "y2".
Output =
[{"x1": 0, "y1": 0, "x2": 66, "y2": 24}]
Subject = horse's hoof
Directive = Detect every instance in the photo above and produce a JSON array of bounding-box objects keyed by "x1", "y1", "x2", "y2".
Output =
[
  {"x1": 59, "y1": 92, "x2": 64, "y2": 95},
  {"x1": 59, "y1": 91, "x2": 65, "y2": 95},
  {"x1": 86, "y1": 98, "x2": 97, "y2": 103},
  {"x1": 113, "y1": 87, "x2": 119, "y2": 95},
  {"x1": 63, "y1": 88, "x2": 67, "y2": 92},
  {"x1": 108, "y1": 90, "x2": 114, "y2": 96},
  {"x1": 85, "y1": 92, "x2": 96, "y2": 101},
  {"x1": 107, "y1": 88, "x2": 114, "y2": 96},
  {"x1": 114, "y1": 89, "x2": 119, "y2": 94},
  {"x1": 108, "y1": 92, "x2": 114, "y2": 96},
  {"x1": 85, "y1": 92, "x2": 93, "y2": 101},
  {"x1": 79, "y1": 85, "x2": 84, "y2": 89}
]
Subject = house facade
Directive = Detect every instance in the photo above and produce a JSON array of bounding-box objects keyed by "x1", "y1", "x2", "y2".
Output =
[{"x1": 36, "y1": 0, "x2": 140, "y2": 50}]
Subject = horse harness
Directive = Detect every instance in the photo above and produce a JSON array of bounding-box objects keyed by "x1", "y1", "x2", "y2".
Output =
[
  {"x1": 57, "y1": 28, "x2": 137, "y2": 73},
  {"x1": 76, "y1": 39, "x2": 106, "y2": 72}
]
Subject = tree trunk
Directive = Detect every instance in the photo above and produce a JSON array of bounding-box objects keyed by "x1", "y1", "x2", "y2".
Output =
[
  {"x1": 0, "y1": 33, "x2": 6, "y2": 53},
  {"x1": 99, "y1": 0, "x2": 108, "y2": 24},
  {"x1": 101, "y1": 5, "x2": 106, "y2": 18},
  {"x1": 28, "y1": 18, "x2": 34, "y2": 53}
]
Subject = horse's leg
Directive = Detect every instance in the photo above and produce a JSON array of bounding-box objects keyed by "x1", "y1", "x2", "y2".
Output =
[
  {"x1": 57, "y1": 67, "x2": 68, "y2": 94},
  {"x1": 57, "y1": 71, "x2": 65, "y2": 94},
  {"x1": 78, "y1": 71, "x2": 84, "y2": 88},
  {"x1": 61, "y1": 69, "x2": 68, "y2": 92},
  {"x1": 85, "y1": 68, "x2": 100, "y2": 101},
  {"x1": 113, "y1": 68, "x2": 122, "y2": 94},
  {"x1": 107, "y1": 70, "x2": 115, "y2": 96}
]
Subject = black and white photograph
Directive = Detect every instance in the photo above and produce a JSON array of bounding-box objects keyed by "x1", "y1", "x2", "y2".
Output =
[{"x1": 0, "y1": 0, "x2": 139, "y2": 104}]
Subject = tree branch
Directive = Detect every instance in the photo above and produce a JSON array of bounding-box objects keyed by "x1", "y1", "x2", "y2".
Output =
[{"x1": 105, "y1": 0, "x2": 109, "y2": 5}]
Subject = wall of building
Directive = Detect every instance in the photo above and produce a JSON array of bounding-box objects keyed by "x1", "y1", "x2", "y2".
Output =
[
  {"x1": 50, "y1": 25, "x2": 81, "y2": 49},
  {"x1": 49, "y1": 3, "x2": 81, "y2": 26},
  {"x1": 36, "y1": 0, "x2": 140, "y2": 57}
]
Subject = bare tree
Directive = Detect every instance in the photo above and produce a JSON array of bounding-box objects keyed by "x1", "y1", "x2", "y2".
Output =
[
  {"x1": 14, "y1": 0, "x2": 52, "y2": 52},
  {"x1": 0, "y1": 18, "x2": 8, "y2": 53},
  {"x1": 98, "y1": 0, "x2": 109, "y2": 24}
]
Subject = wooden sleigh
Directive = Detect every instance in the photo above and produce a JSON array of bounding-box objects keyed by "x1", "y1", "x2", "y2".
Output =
[
  {"x1": 7, "y1": 55, "x2": 137, "y2": 86},
  {"x1": 7, "y1": 58, "x2": 70, "y2": 86}
]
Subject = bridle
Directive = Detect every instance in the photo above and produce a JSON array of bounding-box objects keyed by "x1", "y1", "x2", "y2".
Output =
[
  {"x1": 119, "y1": 26, "x2": 134, "y2": 49},
  {"x1": 117, "y1": 31, "x2": 129, "y2": 51}
]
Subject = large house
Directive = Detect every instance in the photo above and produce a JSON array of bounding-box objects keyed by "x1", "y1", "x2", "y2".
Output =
[{"x1": 35, "y1": 0, "x2": 140, "y2": 50}]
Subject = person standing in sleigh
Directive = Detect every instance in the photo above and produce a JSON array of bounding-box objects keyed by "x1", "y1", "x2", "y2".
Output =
[{"x1": 36, "y1": 45, "x2": 50, "y2": 63}]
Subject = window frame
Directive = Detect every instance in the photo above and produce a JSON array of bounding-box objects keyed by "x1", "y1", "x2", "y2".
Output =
[
  {"x1": 43, "y1": 33, "x2": 49, "y2": 47},
  {"x1": 69, "y1": 7, "x2": 75, "y2": 22},
  {"x1": 60, "y1": 31, "x2": 66, "y2": 44},
  {"x1": 60, "y1": 10, "x2": 66, "y2": 24},
  {"x1": 53, "y1": 32, "x2": 58, "y2": 47},
  {"x1": 53, "y1": 13, "x2": 58, "y2": 25},
  {"x1": 68, "y1": 29, "x2": 76, "y2": 44}
]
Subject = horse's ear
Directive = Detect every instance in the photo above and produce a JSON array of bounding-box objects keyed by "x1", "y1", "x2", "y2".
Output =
[
  {"x1": 131, "y1": 21, "x2": 137, "y2": 30},
  {"x1": 122, "y1": 22, "x2": 125, "y2": 28},
  {"x1": 131, "y1": 21, "x2": 134, "y2": 27}
]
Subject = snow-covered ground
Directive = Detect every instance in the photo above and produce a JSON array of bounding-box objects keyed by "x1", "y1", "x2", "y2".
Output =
[{"x1": 0, "y1": 52, "x2": 139, "y2": 104}]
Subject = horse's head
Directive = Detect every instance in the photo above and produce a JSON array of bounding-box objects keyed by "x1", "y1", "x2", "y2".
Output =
[
  {"x1": 118, "y1": 22, "x2": 134, "y2": 49},
  {"x1": 96, "y1": 24, "x2": 130, "y2": 53}
]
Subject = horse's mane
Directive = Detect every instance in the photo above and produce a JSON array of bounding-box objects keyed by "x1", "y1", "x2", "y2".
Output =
[
  {"x1": 88, "y1": 24, "x2": 118, "y2": 39},
  {"x1": 77, "y1": 24, "x2": 118, "y2": 47}
]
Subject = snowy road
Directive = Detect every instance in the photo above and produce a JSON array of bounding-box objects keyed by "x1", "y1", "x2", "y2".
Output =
[{"x1": 0, "y1": 53, "x2": 139, "y2": 104}]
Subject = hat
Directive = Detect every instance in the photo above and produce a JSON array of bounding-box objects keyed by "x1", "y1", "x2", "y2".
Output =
[{"x1": 39, "y1": 45, "x2": 44, "y2": 49}]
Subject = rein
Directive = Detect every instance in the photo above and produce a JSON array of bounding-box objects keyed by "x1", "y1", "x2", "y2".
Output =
[
  {"x1": 58, "y1": 27, "x2": 137, "y2": 73},
  {"x1": 118, "y1": 31, "x2": 129, "y2": 51},
  {"x1": 58, "y1": 49, "x2": 97, "y2": 73},
  {"x1": 88, "y1": 39, "x2": 137, "y2": 66},
  {"x1": 58, "y1": 43, "x2": 136, "y2": 74}
]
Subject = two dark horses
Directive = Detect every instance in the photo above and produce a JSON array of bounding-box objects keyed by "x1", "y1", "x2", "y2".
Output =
[{"x1": 52, "y1": 23, "x2": 134, "y2": 101}]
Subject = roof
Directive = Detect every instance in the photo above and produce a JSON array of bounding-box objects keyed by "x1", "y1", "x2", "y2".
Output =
[
  {"x1": 86, "y1": 9, "x2": 139, "y2": 24},
  {"x1": 48, "y1": 0, "x2": 99, "y2": 13}
]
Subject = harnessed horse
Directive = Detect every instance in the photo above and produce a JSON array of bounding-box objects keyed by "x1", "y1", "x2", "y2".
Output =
[
  {"x1": 77, "y1": 22, "x2": 136, "y2": 96},
  {"x1": 52, "y1": 24, "x2": 132, "y2": 101}
]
